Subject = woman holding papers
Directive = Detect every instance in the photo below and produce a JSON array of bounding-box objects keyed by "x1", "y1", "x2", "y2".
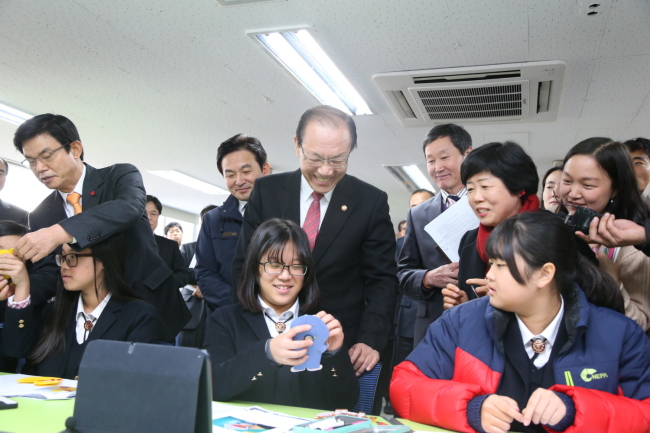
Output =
[
  {"x1": 442, "y1": 141, "x2": 540, "y2": 309},
  {"x1": 1, "y1": 224, "x2": 159, "y2": 379},
  {"x1": 391, "y1": 212, "x2": 650, "y2": 433},
  {"x1": 204, "y1": 218, "x2": 359, "y2": 410}
]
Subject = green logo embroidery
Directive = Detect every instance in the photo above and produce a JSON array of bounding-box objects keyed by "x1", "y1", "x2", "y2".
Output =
[{"x1": 580, "y1": 368, "x2": 608, "y2": 382}]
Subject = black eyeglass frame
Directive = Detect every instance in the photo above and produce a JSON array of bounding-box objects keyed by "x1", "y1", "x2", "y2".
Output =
[
  {"x1": 258, "y1": 261, "x2": 308, "y2": 276},
  {"x1": 55, "y1": 253, "x2": 94, "y2": 267}
]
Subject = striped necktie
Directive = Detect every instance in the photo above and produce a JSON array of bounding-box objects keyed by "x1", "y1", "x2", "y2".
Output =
[{"x1": 303, "y1": 192, "x2": 324, "y2": 250}]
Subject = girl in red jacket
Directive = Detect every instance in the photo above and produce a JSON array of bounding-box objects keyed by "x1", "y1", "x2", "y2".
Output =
[{"x1": 391, "y1": 212, "x2": 650, "y2": 433}]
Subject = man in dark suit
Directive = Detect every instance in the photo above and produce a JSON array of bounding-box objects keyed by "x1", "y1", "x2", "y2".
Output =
[
  {"x1": 146, "y1": 195, "x2": 194, "y2": 289},
  {"x1": 195, "y1": 134, "x2": 270, "y2": 311},
  {"x1": 397, "y1": 124, "x2": 472, "y2": 346},
  {"x1": 232, "y1": 106, "x2": 398, "y2": 376},
  {"x1": 11, "y1": 114, "x2": 190, "y2": 343},
  {"x1": 0, "y1": 158, "x2": 28, "y2": 225},
  {"x1": 393, "y1": 188, "x2": 434, "y2": 366}
]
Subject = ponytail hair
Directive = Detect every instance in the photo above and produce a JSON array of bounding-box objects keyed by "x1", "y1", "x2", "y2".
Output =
[{"x1": 485, "y1": 212, "x2": 624, "y2": 313}]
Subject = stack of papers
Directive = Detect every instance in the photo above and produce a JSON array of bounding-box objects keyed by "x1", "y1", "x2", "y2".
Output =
[{"x1": 212, "y1": 404, "x2": 309, "y2": 433}]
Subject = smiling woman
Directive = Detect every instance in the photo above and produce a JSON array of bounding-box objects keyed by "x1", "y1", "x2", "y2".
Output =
[
  {"x1": 441, "y1": 141, "x2": 540, "y2": 310},
  {"x1": 559, "y1": 138, "x2": 650, "y2": 332}
]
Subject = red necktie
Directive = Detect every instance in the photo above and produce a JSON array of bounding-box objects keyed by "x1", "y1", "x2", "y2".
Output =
[{"x1": 303, "y1": 192, "x2": 324, "y2": 250}]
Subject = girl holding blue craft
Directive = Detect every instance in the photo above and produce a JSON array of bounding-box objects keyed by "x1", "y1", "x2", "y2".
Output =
[{"x1": 204, "y1": 218, "x2": 359, "y2": 409}]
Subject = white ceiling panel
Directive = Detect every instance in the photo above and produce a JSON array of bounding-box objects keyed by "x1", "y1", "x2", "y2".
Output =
[{"x1": 0, "y1": 0, "x2": 649, "y2": 225}]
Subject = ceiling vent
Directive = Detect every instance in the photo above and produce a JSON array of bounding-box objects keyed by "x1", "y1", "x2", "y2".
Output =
[{"x1": 373, "y1": 61, "x2": 565, "y2": 127}]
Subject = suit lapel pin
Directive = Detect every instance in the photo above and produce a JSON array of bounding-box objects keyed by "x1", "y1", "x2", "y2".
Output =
[
  {"x1": 90, "y1": 191, "x2": 96, "y2": 196},
  {"x1": 341, "y1": 205, "x2": 347, "y2": 211}
]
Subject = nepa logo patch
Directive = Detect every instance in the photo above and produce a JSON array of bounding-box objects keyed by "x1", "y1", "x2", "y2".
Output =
[{"x1": 580, "y1": 368, "x2": 608, "y2": 382}]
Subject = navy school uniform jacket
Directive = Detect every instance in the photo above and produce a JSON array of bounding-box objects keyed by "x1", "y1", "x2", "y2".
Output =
[
  {"x1": 195, "y1": 194, "x2": 242, "y2": 310},
  {"x1": 390, "y1": 285, "x2": 650, "y2": 433},
  {"x1": 3, "y1": 296, "x2": 159, "y2": 379},
  {"x1": 205, "y1": 303, "x2": 359, "y2": 410}
]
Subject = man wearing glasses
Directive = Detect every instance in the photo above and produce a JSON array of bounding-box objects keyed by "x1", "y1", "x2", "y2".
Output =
[
  {"x1": 233, "y1": 105, "x2": 397, "y2": 377},
  {"x1": 10, "y1": 114, "x2": 190, "y2": 343}
]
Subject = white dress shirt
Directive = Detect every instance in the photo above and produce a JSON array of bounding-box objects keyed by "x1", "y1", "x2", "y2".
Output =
[
  {"x1": 299, "y1": 175, "x2": 335, "y2": 229},
  {"x1": 439, "y1": 187, "x2": 467, "y2": 208},
  {"x1": 75, "y1": 292, "x2": 111, "y2": 344},
  {"x1": 238, "y1": 200, "x2": 247, "y2": 215},
  {"x1": 259, "y1": 296, "x2": 299, "y2": 337},
  {"x1": 59, "y1": 165, "x2": 87, "y2": 218},
  {"x1": 515, "y1": 296, "x2": 564, "y2": 369}
]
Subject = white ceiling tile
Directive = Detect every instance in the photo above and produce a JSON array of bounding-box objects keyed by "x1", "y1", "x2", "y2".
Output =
[{"x1": 599, "y1": 0, "x2": 650, "y2": 58}]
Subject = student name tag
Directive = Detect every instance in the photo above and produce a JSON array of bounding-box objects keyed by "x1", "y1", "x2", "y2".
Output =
[{"x1": 222, "y1": 232, "x2": 238, "y2": 237}]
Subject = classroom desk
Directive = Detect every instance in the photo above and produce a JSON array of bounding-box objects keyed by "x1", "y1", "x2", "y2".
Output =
[{"x1": 0, "y1": 397, "x2": 456, "y2": 433}]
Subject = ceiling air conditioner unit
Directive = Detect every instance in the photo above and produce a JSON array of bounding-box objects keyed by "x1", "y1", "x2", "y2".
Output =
[{"x1": 373, "y1": 61, "x2": 565, "y2": 127}]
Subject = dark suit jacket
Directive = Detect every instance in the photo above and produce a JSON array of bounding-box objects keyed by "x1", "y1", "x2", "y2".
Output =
[
  {"x1": 180, "y1": 242, "x2": 197, "y2": 285},
  {"x1": 0, "y1": 198, "x2": 28, "y2": 225},
  {"x1": 232, "y1": 170, "x2": 398, "y2": 352},
  {"x1": 457, "y1": 228, "x2": 484, "y2": 301},
  {"x1": 155, "y1": 235, "x2": 194, "y2": 289},
  {"x1": 397, "y1": 194, "x2": 453, "y2": 345},
  {"x1": 180, "y1": 242, "x2": 196, "y2": 267},
  {"x1": 195, "y1": 195, "x2": 242, "y2": 309},
  {"x1": 205, "y1": 304, "x2": 359, "y2": 409},
  {"x1": 3, "y1": 296, "x2": 159, "y2": 378},
  {"x1": 28, "y1": 163, "x2": 190, "y2": 341}
]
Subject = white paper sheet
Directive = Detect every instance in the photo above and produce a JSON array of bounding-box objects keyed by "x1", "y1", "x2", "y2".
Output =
[
  {"x1": 424, "y1": 196, "x2": 479, "y2": 263},
  {"x1": 0, "y1": 374, "x2": 77, "y2": 400},
  {"x1": 212, "y1": 405, "x2": 310, "y2": 433}
]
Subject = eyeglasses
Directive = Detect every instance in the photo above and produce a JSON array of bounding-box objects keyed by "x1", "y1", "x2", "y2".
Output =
[
  {"x1": 21, "y1": 143, "x2": 71, "y2": 168},
  {"x1": 55, "y1": 253, "x2": 93, "y2": 267},
  {"x1": 259, "y1": 261, "x2": 308, "y2": 276},
  {"x1": 300, "y1": 148, "x2": 348, "y2": 169}
]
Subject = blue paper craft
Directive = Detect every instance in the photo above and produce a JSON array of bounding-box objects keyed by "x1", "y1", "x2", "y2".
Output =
[{"x1": 290, "y1": 315, "x2": 329, "y2": 372}]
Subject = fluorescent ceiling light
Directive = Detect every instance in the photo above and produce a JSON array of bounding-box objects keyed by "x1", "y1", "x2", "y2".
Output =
[
  {"x1": 383, "y1": 164, "x2": 436, "y2": 193},
  {"x1": 252, "y1": 29, "x2": 372, "y2": 116},
  {"x1": 149, "y1": 170, "x2": 229, "y2": 195},
  {"x1": 0, "y1": 102, "x2": 33, "y2": 125}
]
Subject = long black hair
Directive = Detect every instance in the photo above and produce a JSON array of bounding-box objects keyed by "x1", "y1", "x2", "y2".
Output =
[
  {"x1": 31, "y1": 233, "x2": 140, "y2": 363},
  {"x1": 485, "y1": 212, "x2": 624, "y2": 314},
  {"x1": 562, "y1": 137, "x2": 649, "y2": 222},
  {"x1": 238, "y1": 219, "x2": 320, "y2": 314}
]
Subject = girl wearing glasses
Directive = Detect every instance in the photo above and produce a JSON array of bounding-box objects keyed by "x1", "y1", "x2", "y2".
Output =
[
  {"x1": 205, "y1": 218, "x2": 359, "y2": 409},
  {"x1": 2, "y1": 225, "x2": 159, "y2": 379}
]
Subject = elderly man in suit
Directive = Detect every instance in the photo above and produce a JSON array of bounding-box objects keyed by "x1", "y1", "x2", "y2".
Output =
[
  {"x1": 397, "y1": 124, "x2": 472, "y2": 346},
  {"x1": 11, "y1": 114, "x2": 190, "y2": 343},
  {"x1": 232, "y1": 105, "x2": 398, "y2": 376},
  {"x1": 0, "y1": 158, "x2": 28, "y2": 225}
]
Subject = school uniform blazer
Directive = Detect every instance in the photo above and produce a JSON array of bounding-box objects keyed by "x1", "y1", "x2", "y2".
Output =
[
  {"x1": 155, "y1": 235, "x2": 194, "y2": 289},
  {"x1": 205, "y1": 304, "x2": 359, "y2": 410},
  {"x1": 28, "y1": 163, "x2": 190, "y2": 341},
  {"x1": 232, "y1": 170, "x2": 398, "y2": 352},
  {"x1": 3, "y1": 297, "x2": 160, "y2": 378},
  {"x1": 397, "y1": 194, "x2": 456, "y2": 345}
]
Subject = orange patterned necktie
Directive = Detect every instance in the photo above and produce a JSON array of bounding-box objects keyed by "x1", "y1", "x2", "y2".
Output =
[{"x1": 66, "y1": 192, "x2": 82, "y2": 215}]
